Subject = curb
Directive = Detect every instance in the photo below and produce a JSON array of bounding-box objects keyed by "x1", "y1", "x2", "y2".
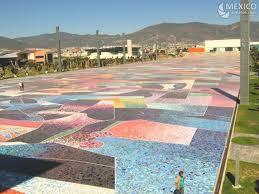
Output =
[{"x1": 213, "y1": 95, "x2": 239, "y2": 194}]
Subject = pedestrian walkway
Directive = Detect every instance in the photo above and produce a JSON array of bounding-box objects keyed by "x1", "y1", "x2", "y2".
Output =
[
  {"x1": 229, "y1": 132, "x2": 259, "y2": 164},
  {"x1": 233, "y1": 132, "x2": 259, "y2": 139}
]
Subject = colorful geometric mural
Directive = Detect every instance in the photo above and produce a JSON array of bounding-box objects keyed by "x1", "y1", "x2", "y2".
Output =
[{"x1": 0, "y1": 54, "x2": 240, "y2": 193}]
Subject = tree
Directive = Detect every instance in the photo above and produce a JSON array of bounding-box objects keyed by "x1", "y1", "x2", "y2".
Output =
[
  {"x1": 0, "y1": 66, "x2": 5, "y2": 79},
  {"x1": 250, "y1": 47, "x2": 259, "y2": 73}
]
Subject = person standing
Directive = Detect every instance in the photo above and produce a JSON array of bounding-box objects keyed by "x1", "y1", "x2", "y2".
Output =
[
  {"x1": 19, "y1": 82, "x2": 24, "y2": 91},
  {"x1": 175, "y1": 171, "x2": 185, "y2": 194}
]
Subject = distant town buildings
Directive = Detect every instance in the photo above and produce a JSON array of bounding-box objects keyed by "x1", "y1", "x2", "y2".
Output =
[
  {"x1": 55, "y1": 40, "x2": 139, "y2": 59},
  {"x1": 0, "y1": 49, "x2": 54, "y2": 66},
  {"x1": 1, "y1": 38, "x2": 259, "y2": 68}
]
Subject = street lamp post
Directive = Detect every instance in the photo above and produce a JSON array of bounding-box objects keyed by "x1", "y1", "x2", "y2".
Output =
[
  {"x1": 96, "y1": 30, "x2": 101, "y2": 67},
  {"x1": 240, "y1": 0, "x2": 250, "y2": 105},
  {"x1": 56, "y1": 26, "x2": 62, "y2": 72},
  {"x1": 233, "y1": 149, "x2": 242, "y2": 189}
]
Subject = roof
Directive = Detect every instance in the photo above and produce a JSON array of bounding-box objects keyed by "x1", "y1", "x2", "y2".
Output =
[
  {"x1": 18, "y1": 50, "x2": 33, "y2": 54},
  {"x1": 0, "y1": 52, "x2": 18, "y2": 58}
]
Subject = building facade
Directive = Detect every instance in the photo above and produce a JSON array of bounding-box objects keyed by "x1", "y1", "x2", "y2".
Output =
[{"x1": 205, "y1": 39, "x2": 259, "y2": 52}]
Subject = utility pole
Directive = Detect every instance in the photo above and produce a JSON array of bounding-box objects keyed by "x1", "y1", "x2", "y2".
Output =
[
  {"x1": 156, "y1": 35, "x2": 159, "y2": 61},
  {"x1": 141, "y1": 43, "x2": 144, "y2": 63},
  {"x1": 122, "y1": 33, "x2": 126, "y2": 64},
  {"x1": 56, "y1": 26, "x2": 62, "y2": 72},
  {"x1": 240, "y1": 0, "x2": 250, "y2": 105},
  {"x1": 155, "y1": 43, "x2": 159, "y2": 61},
  {"x1": 96, "y1": 30, "x2": 101, "y2": 67}
]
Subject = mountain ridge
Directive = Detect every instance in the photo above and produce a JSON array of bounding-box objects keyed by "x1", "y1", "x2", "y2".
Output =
[{"x1": 1, "y1": 22, "x2": 259, "y2": 49}]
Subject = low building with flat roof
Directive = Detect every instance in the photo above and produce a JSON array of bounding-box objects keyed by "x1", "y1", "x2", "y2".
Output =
[
  {"x1": 0, "y1": 52, "x2": 18, "y2": 66},
  {"x1": 205, "y1": 39, "x2": 259, "y2": 52},
  {"x1": 82, "y1": 45, "x2": 141, "y2": 59}
]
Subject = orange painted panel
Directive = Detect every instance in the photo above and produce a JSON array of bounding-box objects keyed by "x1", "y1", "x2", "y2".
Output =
[
  {"x1": 34, "y1": 50, "x2": 46, "y2": 63},
  {"x1": 0, "y1": 188, "x2": 24, "y2": 194},
  {"x1": 188, "y1": 47, "x2": 205, "y2": 52}
]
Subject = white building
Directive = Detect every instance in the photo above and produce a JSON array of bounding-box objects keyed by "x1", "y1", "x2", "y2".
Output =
[
  {"x1": 127, "y1": 40, "x2": 132, "y2": 57},
  {"x1": 28, "y1": 52, "x2": 35, "y2": 60},
  {"x1": 205, "y1": 39, "x2": 259, "y2": 52},
  {"x1": 82, "y1": 44, "x2": 141, "y2": 59}
]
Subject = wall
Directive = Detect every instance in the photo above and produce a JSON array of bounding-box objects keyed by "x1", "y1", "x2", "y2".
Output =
[
  {"x1": 188, "y1": 47, "x2": 205, "y2": 53},
  {"x1": 28, "y1": 52, "x2": 35, "y2": 60},
  {"x1": 205, "y1": 39, "x2": 240, "y2": 52},
  {"x1": 89, "y1": 52, "x2": 127, "y2": 60},
  {"x1": 205, "y1": 39, "x2": 259, "y2": 52},
  {"x1": 34, "y1": 50, "x2": 46, "y2": 64}
]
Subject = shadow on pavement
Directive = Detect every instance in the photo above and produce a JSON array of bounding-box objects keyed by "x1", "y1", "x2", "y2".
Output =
[
  {"x1": 212, "y1": 88, "x2": 240, "y2": 103},
  {"x1": 0, "y1": 154, "x2": 61, "y2": 192}
]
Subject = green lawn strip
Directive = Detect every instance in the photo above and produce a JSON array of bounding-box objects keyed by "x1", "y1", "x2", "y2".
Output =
[
  {"x1": 222, "y1": 160, "x2": 259, "y2": 194},
  {"x1": 235, "y1": 74, "x2": 259, "y2": 134},
  {"x1": 235, "y1": 105, "x2": 259, "y2": 134},
  {"x1": 223, "y1": 74, "x2": 259, "y2": 194},
  {"x1": 232, "y1": 136, "x2": 259, "y2": 145}
]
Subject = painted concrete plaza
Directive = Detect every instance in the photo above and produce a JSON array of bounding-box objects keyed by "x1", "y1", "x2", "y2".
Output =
[{"x1": 0, "y1": 54, "x2": 240, "y2": 193}]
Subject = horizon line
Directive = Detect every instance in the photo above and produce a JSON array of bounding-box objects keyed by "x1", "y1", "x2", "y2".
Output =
[{"x1": 1, "y1": 20, "x2": 259, "y2": 39}]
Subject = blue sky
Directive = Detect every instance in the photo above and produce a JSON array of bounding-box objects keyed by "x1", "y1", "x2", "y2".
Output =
[{"x1": 0, "y1": 0, "x2": 258, "y2": 38}]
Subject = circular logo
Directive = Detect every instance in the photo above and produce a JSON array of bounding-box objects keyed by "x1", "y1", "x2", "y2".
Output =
[{"x1": 218, "y1": 3, "x2": 230, "y2": 19}]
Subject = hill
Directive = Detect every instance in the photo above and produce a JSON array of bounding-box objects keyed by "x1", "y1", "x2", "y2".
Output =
[
  {"x1": 0, "y1": 37, "x2": 27, "y2": 49},
  {"x1": 127, "y1": 22, "x2": 259, "y2": 45},
  {"x1": 1, "y1": 22, "x2": 259, "y2": 49}
]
